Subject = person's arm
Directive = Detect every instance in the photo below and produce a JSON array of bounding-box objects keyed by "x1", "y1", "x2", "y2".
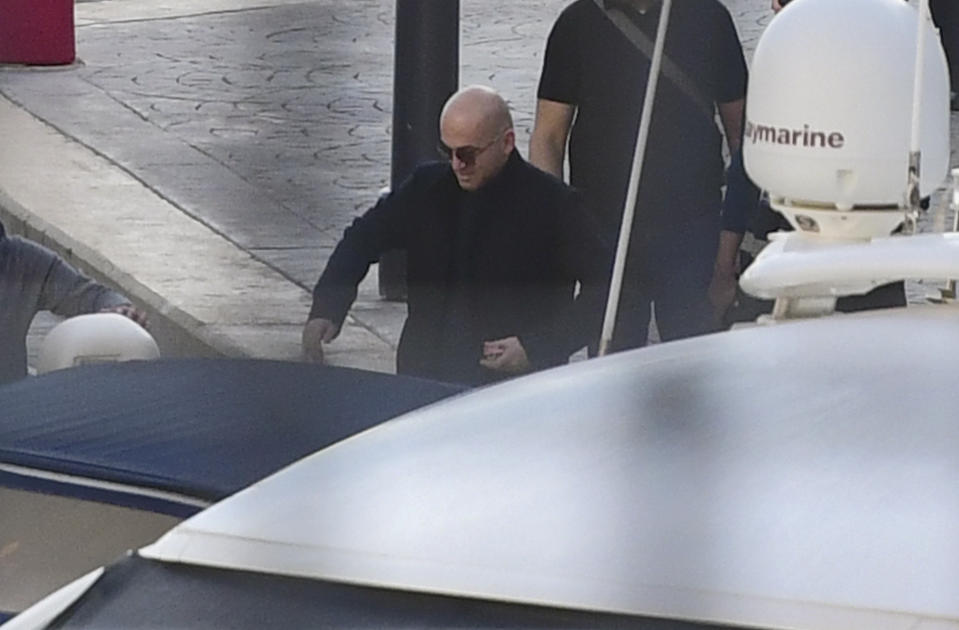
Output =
[
  {"x1": 303, "y1": 176, "x2": 415, "y2": 361},
  {"x1": 706, "y1": 98, "x2": 748, "y2": 321},
  {"x1": 707, "y1": 229, "x2": 743, "y2": 324},
  {"x1": 26, "y1": 240, "x2": 134, "y2": 317},
  {"x1": 531, "y1": 4, "x2": 579, "y2": 180},
  {"x1": 708, "y1": 7, "x2": 754, "y2": 324},
  {"x1": 528, "y1": 98, "x2": 575, "y2": 179},
  {"x1": 718, "y1": 98, "x2": 745, "y2": 155}
]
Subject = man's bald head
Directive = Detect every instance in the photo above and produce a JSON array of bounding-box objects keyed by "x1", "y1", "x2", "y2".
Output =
[
  {"x1": 440, "y1": 85, "x2": 514, "y2": 138},
  {"x1": 439, "y1": 86, "x2": 516, "y2": 191}
]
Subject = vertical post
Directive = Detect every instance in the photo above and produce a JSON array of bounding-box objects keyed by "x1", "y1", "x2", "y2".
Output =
[
  {"x1": 905, "y1": 0, "x2": 931, "y2": 230},
  {"x1": 380, "y1": 0, "x2": 459, "y2": 300},
  {"x1": 946, "y1": 168, "x2": 959, "y2": 299}
]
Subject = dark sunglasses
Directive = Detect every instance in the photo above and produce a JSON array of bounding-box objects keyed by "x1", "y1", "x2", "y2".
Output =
[{"x1": 437, "y1": 133, "x2": 503, "y2": 166}]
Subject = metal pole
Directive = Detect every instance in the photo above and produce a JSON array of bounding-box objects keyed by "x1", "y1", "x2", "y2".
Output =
[
  {"x1": 380, "y1": 0, "x2": 459, "y2": 300},
  {"x1": 906, "y1": 0, "x2": 931, "y2": 224},
  {"x1": 946, "y1": 167, "x2": 959, "y2": 298},
  {"x1": 598, "y1": 0, "x2": 674, "y2": 356}
]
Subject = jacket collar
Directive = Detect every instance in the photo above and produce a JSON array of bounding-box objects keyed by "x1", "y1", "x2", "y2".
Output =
[{"x1": 467, "y1": 149, "x2": 524, "y2": 200}]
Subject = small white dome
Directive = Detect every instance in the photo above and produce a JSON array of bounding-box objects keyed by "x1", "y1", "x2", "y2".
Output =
[
  {"x1": 744, "y1": 0, "x2": 950, "y2": 208},
  {"x1": 38, "y1": 312, "x2": 159, "y2": 374}
]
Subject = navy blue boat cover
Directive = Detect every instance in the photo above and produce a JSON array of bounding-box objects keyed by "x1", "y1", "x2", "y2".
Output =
[
  {"x1": 42, "y1": 554, "x2": 723, "y2": 629},
  {"x1": 0, "y1": 359, "x2": 464, "y2": 514}
]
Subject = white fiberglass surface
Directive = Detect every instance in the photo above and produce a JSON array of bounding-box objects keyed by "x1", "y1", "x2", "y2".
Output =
[
  {"x1": 741, "y1": 232, "x2": 959, "y2": 299},
  {"x1": 142, "y1": 307, "x2": 959, "y2": 629}
]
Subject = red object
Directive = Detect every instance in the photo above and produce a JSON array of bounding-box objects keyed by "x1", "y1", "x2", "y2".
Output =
[{"x1": 0, "y1": 0, "x2": 75, "y2": 65}]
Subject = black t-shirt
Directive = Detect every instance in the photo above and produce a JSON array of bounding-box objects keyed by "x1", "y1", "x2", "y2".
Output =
[{"x1": 537, "y1": 0, "x2": 747, "y2": 235}]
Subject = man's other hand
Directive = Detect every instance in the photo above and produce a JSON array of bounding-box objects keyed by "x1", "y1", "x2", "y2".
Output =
[
  {"x1": 707, "y1": 268, "x2": 738, "y2": 326},
  {"x1": 302, "y1": 317, "x2": 339, "y2": 363},
  {"x1": 480, "y1": 336, "x2": 531, "y2": 374},
  {"x1": 103, "y1": 304, "x2": 148, "y2": 328}
]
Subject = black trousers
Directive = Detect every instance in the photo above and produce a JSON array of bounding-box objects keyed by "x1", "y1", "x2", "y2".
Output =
[{"x1": 609, "y1": 218, "x2": 721, "y2": 352}]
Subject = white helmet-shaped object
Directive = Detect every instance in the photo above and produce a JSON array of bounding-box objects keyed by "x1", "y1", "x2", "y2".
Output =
[
  {"x1": 38, "y1": 312, "x2": 160, "y2": 375},
  {"x1": 744, "y1": 0, "x2": 950, "y2": 213}
]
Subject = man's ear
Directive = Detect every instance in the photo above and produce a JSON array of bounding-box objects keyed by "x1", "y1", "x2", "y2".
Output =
[{"x1": 503, "y1": 128, "x2": 516, "y2": 154}]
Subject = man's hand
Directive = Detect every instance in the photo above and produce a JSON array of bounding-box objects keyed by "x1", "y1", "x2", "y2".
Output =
[
  {"x1": 480, "y1": 336, "x2": 531, "y2": 374},
  {"x1": 102, "y1": 304, "x2": 148, "y2": 328},
  {"x1": 772, "y1": 0, "x2": 784, "y2": 12},
  {"x1": 709, "y1": 229, "x2": 743, "y2": 326},
  {"x1": 707, "y1": 267, "x2": 738, "y2": 326},
  {"x1": 302, "y1": 317, "x2": 339, "y2": 363}
]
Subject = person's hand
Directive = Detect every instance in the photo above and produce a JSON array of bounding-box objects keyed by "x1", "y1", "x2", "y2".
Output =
[
  {"x1": 102, "y1": 304, "x2": 148, "y2": 328},
  {"x1": 302, "y1": 317, "x2": 339, "y2": 363},
  {"x1": 480, "y1": 336, "x2": 531, "y2": 374},
  {"x1": 771, "y1": 0, "x2": 784, "y2": 12},
  {"x1": 707, "y1": 267, "x2": 738, "y2": 326}
]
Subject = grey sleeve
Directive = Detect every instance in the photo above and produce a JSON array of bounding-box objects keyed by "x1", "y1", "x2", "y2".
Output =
[{"x1": 17, "y1": 238, "x2": 130, "y2": 317}]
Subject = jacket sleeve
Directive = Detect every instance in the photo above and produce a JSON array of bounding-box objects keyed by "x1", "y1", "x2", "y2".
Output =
[
  {"x1": 722, "y1": 147, "x2": 761, "y2": 234},
  {"x1": 308, "y1": 174, "x2": 418, "y2": 325},
  {"x1": 519, "y1": 188, "x2": 613, "y2": 366},
  {"x1": 20, "y1": 239, "x2": 130, "y2": 317}
]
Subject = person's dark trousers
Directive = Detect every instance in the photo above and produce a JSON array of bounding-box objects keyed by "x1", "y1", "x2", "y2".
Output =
[
  {"x1": 931, "y1": 0, "x2": 958, "y2": 105},
  {"x1": 608, "y1": 220, "x2": 720, "y2": 352},
  {"x1": 836, "y1": 281, "x2": 906, "y2": 312}
]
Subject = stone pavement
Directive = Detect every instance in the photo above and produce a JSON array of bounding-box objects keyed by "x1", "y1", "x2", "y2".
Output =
[{"x1": 1, "y1": 0, "x2": 955, "y2": 373}]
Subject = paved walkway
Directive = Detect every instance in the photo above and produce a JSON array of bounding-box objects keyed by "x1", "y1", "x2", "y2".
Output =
[{"x1": 2, "y1": 0, "x2": 955, "y2": 372}]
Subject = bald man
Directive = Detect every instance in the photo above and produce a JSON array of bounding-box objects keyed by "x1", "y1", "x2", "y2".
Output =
[{"x1": 303, "y1": 86, "x2": 610, "y2": 386}]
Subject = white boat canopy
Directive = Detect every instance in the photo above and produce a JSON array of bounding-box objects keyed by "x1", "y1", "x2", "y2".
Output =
[{"x1": 142, "y1": 306, "x2": 959, "y2": 630}]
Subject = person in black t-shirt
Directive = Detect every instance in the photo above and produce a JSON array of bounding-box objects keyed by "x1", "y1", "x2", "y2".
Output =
[{"x1": 530, "y1": 0, "x2": 750, "y2": 351}]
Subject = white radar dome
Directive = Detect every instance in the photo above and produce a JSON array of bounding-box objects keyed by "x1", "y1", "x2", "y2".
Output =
[
  {"x1": 38, "y1": 312, "x2": 159, "y2": 375},
  {"x1": 744, "y1": 0, "x2": 950, "y2": 209}
]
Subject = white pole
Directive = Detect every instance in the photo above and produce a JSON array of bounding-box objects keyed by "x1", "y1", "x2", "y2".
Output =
[
  {"x1": 906, "y1": 0, "x2": 930, "y2": 214},
  {"x1": 598, "y1": 0, "x2": 674, "y2": 356},
  {"x1": 948, "y1": 167, "x2": 959, "y2": 298}
]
